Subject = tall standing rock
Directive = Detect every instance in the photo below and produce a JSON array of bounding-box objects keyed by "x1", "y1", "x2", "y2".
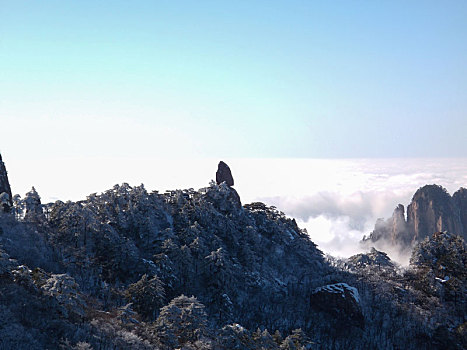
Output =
[
  {"x1": 366, "y1": 204, "x2": 409, "y2": 245},
  {"x1": 213, "y1": 161, "x2": 241, "y2": 209},
  {"x1": 0, "y1": 153, "x2": 13, "y2": 211},
  {"x1": 216, "y1": 161, "x2": 234, "y2": 187},
  {"x1": 390, "y1": 204, "x2": 409, "y2": 244}
]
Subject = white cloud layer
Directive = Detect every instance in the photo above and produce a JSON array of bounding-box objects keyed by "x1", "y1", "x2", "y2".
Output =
[{"x1": 246, "y1": 158, "x2": 467, "y2": 263}]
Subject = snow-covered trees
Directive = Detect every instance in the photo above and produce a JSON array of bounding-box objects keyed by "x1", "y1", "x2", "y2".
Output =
[
  {"x1": 41, "y1": 273, "x2": 86, "y2": 318},
  {"x1": 155, "y1": 295, "x2": 208, "y2": 347},
  {"x1": 24, "y1": 187, "x2": 45, "y2": 223},
  {"x1": 1, "y1": 180, "x2": 466, "y2": 349},
  {"x1": 0, "y1": 192, "x2": 10, "y2": 212},
  {"x1": 125, "y1": 274, "x2": 165, "y2": 322},
  {"x1": 409, "y1": 231, "x2": 466, "y2": 304}
]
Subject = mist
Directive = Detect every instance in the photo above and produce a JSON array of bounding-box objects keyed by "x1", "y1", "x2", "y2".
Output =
[{"x1": 249, "y1": 158, "x2": 467, "y2": 264}]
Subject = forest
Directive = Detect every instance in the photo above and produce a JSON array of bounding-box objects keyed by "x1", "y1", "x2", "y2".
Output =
[{"x1": 0, "y1": 178, "x2": 466, "y2": 349}]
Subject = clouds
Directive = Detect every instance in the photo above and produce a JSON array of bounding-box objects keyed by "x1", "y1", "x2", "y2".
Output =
[
  {"x1": 245, "y1": 158, "x2": 467, "y2": 263},
  {"x1": 258, "y1": 190, "x2": 413, "y2": 261},
  {"x1": 261, "y1": 190, "x2": 410, "y2": 226}
]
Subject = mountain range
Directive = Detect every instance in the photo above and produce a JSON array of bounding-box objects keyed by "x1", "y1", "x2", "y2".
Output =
[
  {"x1": 365, "y1": 184, "x2": 467, "y2": 249},
  {"x1": 0, "y1": 155, "x2": 466, "y2": 349}
]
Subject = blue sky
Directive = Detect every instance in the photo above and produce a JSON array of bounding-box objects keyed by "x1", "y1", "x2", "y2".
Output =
[{"x1": 1, "y1": 1, "x2": 467, "y2": 158}]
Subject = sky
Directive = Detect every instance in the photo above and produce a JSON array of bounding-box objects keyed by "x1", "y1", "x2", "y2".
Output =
[
  {"x1": 1, "y1": 2, "x2": 467, "y2": 261},
  {"x1": 1, "y1": 1, "x2": 467, "y2": 159}
]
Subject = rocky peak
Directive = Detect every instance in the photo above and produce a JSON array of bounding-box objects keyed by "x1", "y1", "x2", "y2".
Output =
[
  {"x1": 407, "y1": 185, "x2": 463, "y2": 243},
  {"x1": 216, "y1": 161, "x2": 234, "y2": 187},
  {"x1": 0, "y1": 153, "x2": 13, "y2": 211},
  {"x1": 364, "y1": 204, "x2": 409, "y2": 245},
  {"x1": 366, "y1": 184, "x2": 467, "y2": 251}
]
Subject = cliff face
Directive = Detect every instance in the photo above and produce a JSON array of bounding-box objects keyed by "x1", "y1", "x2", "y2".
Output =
[
  {"x1": 366, "y1": 185, "x2": 466, "y2": 247},
  {"x1": 453, "y1": 188, "x2": 467, "y2": 236},
  {"x1": 407, "y1": 185, "x2": 463, "y2": 243},
  {"x1": 0, "y1": 154, "x2": 13, "y2": 209}
]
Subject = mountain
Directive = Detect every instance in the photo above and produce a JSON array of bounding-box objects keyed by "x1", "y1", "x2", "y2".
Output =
[
  {"x1": 365, "y1": 184, "x2": 467, "y2": 248},
  {"x1": 0, "y1": 160, "x2": 466, "y2": 349}
]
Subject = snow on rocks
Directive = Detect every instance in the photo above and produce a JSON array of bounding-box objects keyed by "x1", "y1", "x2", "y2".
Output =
[
  {"x1": 310, "y1": 282, "x2": 364, "y2": 328},
  {"x1": 313, "y1": 282, "x2": 360, "y2": 304}
]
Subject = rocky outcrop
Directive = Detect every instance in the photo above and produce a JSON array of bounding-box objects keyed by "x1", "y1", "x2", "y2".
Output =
[
  {"x1": 310, "y1": 283, "x2": 363, "y2": 328},
  {"x1": 348, "y1": 247, "x2": 395, "y2": 270},
  {"x1": 0, "y1": 153, "x2": 13, "y2": 211},
  {"x1": 365, "y1": 185, "x2": 466, "y2": 249},
  {"x1": 216, "y1": 161, "x2": 234, "y2": 187},
  {"x1": 364, "y1": 203, "x2": 410, "y2": 246}
]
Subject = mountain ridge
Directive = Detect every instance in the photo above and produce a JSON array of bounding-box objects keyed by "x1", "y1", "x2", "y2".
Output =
[{"x1": 0, "y1": 159, "x2": 466, "y2": 349}]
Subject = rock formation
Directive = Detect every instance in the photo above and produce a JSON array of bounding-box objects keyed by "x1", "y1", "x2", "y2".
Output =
[
  {"x1": 407, "y1": 185, "x2": 463, "y2": 243},
  {"x1": 310, "y1": 283, "x2": 363, "y2": 328},
  {"x1": 364, "y1": 204, "x2": 410, "y2": 245},
  {"x1": 0, "y1": 153, "x2": 13, "y2": 211},
  {"x1": 365, "y1": 185, "x2": 466, "y2": 248},
  {"x1": 216, "y1": 161, "x2": 234, "y2": 187},
  {"x1": 390, "y1": 204, "x2": 409, "y2": 244},
  {"x1": 348, "y1": 247, "x2": 395, "y2": 270},
  {"x1": 453, "y1": 187, "x2": 467, "y2": 237}
]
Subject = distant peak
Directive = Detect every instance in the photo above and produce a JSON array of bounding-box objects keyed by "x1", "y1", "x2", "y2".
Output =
[{"x1": 412, "y1": 184, "x2": 450, "y2": 201}]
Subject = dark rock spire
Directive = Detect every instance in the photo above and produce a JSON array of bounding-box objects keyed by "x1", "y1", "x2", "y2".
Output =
[
  {"x1": 0, "y1": 153, "x2": 13, "y2": 210},
  {"x1": 216, "y1": 161, "x2": 234, "y2": 187}
]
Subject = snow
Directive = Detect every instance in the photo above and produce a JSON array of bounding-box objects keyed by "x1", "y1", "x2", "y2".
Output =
[
  {"x1": 314, "y1": 283, "x2": 360, "y2": 304},
  {"x1": 142, "y1": 258, "x2": 157, "y2": 270},
  {"x1": 285, "y1": 229, "x2": 295, "y2": 240},
  {"x1": 274, "y1": 277, "x2": 286, "y2": 286},
  {"x1": 435, "y1": 277, "x2": 450, "y2": 283}
]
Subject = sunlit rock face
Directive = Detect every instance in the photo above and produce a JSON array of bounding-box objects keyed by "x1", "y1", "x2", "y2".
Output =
[
  {"x1": 216, "y1": 161, "x2": 234, "y2": 187},
  {"x1": 453, "y1": 187, "x2": 467, "y2": 237},
  {"x1": 366, "y1": 185, "x2": 467, "y2": 249},
  {"x1": 407, "y1": 185, "x2": 463, "y2": 243},
  {"x1": 0, "y1": 153, "x2": 13, "y2": 211}
]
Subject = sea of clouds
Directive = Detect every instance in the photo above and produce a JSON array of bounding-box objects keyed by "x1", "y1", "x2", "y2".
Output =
[
  {"x1": 8, "y1": 157, "x2": 467, "y2": 264},
  {"x1": 241, "y1": 159, "x2": 467, "y2": 264}
]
